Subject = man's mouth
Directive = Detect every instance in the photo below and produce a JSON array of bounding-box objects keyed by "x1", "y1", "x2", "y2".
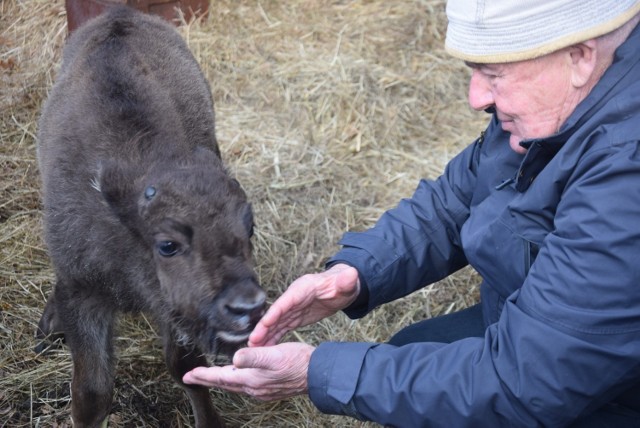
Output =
[{"x1": 498, "y1": 116, "x2": 512, "y2": 124}]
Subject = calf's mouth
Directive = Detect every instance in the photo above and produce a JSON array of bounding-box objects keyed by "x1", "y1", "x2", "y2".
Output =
[{"x1": 172, "y1": 287, "x2": 267, "y2": 356}]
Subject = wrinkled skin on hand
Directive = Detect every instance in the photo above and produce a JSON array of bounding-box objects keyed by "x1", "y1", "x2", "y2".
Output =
[
  {"x1": 249, "y1": 263, "x2": 360, "y2": 347},
  {"x1": 183, "y1": 342, "x2": 315, "y2": 401}
]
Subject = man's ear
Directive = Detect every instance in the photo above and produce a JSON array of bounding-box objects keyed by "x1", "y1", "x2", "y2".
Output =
[
  {"x1": 568, "y1": 39, "x2": 598, "y2": 88},
  {"x1": 98, "y1": 159, "x2": 141, "y2": 227}
]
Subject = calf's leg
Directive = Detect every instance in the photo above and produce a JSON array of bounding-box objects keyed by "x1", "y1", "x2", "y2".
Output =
[
  {"x1": 57, "y1": 287, "x2": 116, "y2": 427},
  {"x1": 35, "y1": 288, "x2": 65, "y2": 353},
  {"x1": 163, "y1": 328, "x2": 224, "y2": 428}
]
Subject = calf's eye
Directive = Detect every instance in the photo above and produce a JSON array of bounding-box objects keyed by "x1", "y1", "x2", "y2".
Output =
[{"x1": 157, "y1": 241, "x2": 180, "y2": 257}]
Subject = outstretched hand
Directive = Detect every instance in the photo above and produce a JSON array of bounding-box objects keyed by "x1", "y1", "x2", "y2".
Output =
[
  {"x1": 183, "y1": 264, "x2": 360, "y2": 400},
  {"x1": 248, "y1": 263, "x2": 360, "y2": 347},
  {"x1": 183, "y1": 342, "x2": 314, "y2": 401}
]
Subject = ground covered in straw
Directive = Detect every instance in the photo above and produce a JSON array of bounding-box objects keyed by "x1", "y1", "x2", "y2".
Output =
[{"x1": 1, "y1": 0, "x2": 486, "y2": 426}]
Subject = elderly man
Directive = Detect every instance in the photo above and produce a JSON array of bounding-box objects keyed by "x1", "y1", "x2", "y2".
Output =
[{"x1": 184, "y1": 0, "x2": 640, "y2": 426}]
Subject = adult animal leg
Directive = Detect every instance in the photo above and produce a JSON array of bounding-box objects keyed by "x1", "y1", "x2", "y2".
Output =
[{"x1": 163, "y1": 329, "x2": 224, "y2": 428}]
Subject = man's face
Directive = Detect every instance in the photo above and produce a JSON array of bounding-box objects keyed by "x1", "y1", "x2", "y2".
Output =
[{"x1": 467, "y1": 51, "x2": 580, "y2": 154}]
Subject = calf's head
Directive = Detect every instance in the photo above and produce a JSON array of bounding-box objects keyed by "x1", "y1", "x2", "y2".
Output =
[{"x1": 99, "y1": 148, "x2": 266, "y2": 354}]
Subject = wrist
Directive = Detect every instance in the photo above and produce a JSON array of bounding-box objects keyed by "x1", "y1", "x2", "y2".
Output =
[
  {"x1": 330, "y1": 263, "x2": 361, "y2": 308},
  {"x1": 326, "y1": 263, "x2": 369, "y2": 315}
]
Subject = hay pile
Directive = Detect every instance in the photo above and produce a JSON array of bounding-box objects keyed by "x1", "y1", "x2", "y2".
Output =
[{"x1": 0, "y1": 0, "x2": 486, "y2": 426}]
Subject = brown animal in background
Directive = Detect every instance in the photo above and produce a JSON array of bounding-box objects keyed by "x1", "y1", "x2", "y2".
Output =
[{"x1": 35, "y1": 6, "x2": 265, "y2": 427}]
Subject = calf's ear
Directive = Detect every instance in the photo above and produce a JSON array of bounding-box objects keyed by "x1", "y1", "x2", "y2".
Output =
[{"x1": 98, "y1": 159, "x2": 141, "y2": 227}]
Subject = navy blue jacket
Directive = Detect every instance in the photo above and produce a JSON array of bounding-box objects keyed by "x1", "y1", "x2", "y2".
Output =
[{"x1": 308, "y1": 23, "x2": 640, "y2": 428}]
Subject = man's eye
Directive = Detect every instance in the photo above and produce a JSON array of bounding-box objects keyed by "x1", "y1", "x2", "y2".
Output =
[{"x1": 157, "y1": 241, "x2": 180, "y2": 257}]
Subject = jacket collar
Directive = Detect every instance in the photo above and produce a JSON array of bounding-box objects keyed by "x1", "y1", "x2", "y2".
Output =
[{"x1": 512, "y1": 22, "x2": 640, "y2": 192}]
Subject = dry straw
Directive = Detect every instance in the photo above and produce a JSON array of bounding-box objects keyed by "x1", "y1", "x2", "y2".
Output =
[{"x1": 1, "y1": 0, "x2": 485, "y2": 426}]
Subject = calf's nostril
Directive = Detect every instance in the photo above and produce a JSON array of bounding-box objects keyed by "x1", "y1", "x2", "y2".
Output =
[
  {"x1": 223, "y1": 300, "x2": 265, "y2": 322},
  {"x1": 224, "y1": 304, "x2": 249, "y2": 318},
  {"x1": 220, "y1": 287, "x2": 267, "y2": 324}
]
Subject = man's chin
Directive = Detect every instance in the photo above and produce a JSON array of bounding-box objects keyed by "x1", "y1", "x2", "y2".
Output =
[{"x1": 509, "y1": 136, "x2": 528, "y2": 154}]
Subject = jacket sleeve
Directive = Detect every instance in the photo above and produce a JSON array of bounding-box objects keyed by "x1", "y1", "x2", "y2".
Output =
[
  {"x1": 328, "y1": 130, "x2": 488, "y2": 319},
  {"x1": 309, "y1": 141, "x2": 640, "y2": 427}
]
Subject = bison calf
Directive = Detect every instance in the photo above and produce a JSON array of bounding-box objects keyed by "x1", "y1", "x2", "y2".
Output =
[{"x1": 35, "y1": 6, "x2": 265, "y2": 427}]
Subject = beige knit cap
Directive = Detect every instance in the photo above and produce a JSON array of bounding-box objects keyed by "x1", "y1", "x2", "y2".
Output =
[{"x1": 445, "y1": 0, "x2": 640, "y2": 63}]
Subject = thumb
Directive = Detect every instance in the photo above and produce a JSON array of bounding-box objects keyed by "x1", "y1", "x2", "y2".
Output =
[{"x1": 233, "y1": 347, "x2": 273, "y2": 370}]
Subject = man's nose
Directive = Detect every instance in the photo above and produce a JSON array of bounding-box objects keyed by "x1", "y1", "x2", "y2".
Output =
[{"x1": 468, "y1": 70, "x2": 494, "y2": 111}]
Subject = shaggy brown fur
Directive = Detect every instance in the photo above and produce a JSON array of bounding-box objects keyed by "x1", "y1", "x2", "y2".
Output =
[{"x1": 34, "y1": 6, "x2": 265, "y2": 427}]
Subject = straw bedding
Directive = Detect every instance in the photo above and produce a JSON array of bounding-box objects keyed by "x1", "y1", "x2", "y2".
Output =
[{"x1": 0, "y1": 0, "x2": 485, "y2": 426}]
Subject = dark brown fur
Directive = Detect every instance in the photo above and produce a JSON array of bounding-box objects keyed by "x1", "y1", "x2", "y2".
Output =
[{"x1": 35, "y1": 7, "x2": 265, "y2": 427}]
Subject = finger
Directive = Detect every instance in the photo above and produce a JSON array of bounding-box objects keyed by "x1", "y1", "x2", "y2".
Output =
[
  {"x1": 233, "y1": 347, "x2": 272, "y2": 370},
  {"x1": 249, "y1": 314, "x2": 279, "y2": 347},
  {"x1": 183, "y1": 365, "x2": 235, "y2": 384},
  {"x1": 260, "y1": 297, "x2": 283, "y2": 329},
  {"x1": 249, "y1": 297, "x2": 301, "y2": 346},
  {"x1": 182, "y1": 366, "x2": 222, "y2": 386},
  {"x1": 248, "y1": 322, "x2": 269, "y2": 347},
  {"x1": 249, "y1": 321, "x2": 288, "y2": 347},
  {"x1": 249, "y1": 304, "x2": 283, "y2": 343},
  {"x1": 182, "y1": 366, "x2": 246, "y2": 393},
  {"x1": 182, "y1": 370, "x2": 198, "y2": 385}
]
